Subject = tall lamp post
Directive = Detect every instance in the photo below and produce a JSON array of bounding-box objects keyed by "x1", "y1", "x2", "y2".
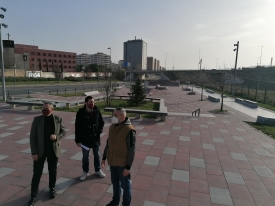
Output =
[
  {"x1": 199, "y1": 59, "x2": 202, "y2": 70},
  {"x1": 0, "y1": 6, "x2": 8, "y2": 101},
  {"x1": 198, "y1": 50, "x2": 201, "y2": 70},
  {"x1": 233, "y1": 41, "x2": 239, "y2": 95},
  {"x1": 82, "y1": 66, "x2": 85, "y2": 91},
  {"x1": 260, "y1": 46, "x2": 263, "y2": 66}
]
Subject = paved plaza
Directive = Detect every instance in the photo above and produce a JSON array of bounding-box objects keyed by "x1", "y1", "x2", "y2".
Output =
[{"x1": 1, "y1": 86, "x2": 275, "y2": 205}]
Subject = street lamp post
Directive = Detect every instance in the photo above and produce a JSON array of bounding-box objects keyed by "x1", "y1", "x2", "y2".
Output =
[
  {"x1": 82, "y1": 66, "x2": 85, "y2": 91},
  {"x1": 0, "y1": 6, "x2": 8, "y2": 101},
  {"x1": 233, "y1": 41, "x2": 239, "y2": 95},
  {"x1": 260, "y1": 46, "x2": 263, "y2": 66},
  {"x1": 199, "y1": 59, "x2": 202, "y2": 70},
  {"x1": 198, "y1": 50, "x2": 201, "y2": 70},
  {"x1": 12, "y1": 63, "x2": 16, "y2": 86}
]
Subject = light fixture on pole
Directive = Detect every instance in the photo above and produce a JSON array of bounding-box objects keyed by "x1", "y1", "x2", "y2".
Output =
[
  {"x1": 260, "y1": 46, "x2": 263, "y2": 66},
  {"x1": 233, "y1": 41, "x2": 239, "y2": 95},
  {"x1": 107, "y1": 47, "x2": 111, "y2": 70},
  {"x1": 199, "y1": 59, "x2": 202, "y2": 70},
  {"x1": 0, "y1": 6, "x2": 8, "y2": 101},
  {"x1": 12, "y1": 63, "x2": 16, "y2": 86},
  {"x1": 198, "y1": 50, "x2": 201, "y2": 70},
  {"x1": 82, "y1": 66, "x2": 85, "y2": 91}
]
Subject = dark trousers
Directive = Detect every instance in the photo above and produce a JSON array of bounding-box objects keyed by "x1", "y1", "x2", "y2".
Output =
[
  {"x1": 82, "y1": 146, "x2": 100, "y2": 173},
  {"x1": 110, "y1": 166, "x2": 131, "y2": 206},
  {"x1": 30, "y1": 150, "x2": 58, "y2": 198}
]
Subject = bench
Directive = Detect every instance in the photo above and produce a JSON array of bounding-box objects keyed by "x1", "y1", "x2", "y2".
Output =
[
  {"x1": 208, "y1": 95, "x2": 220, "y2": 102},
  {"x1": 104, "y1": 107, "x2": 168, "y2": 121},
  {"x1": 206, "y1": 89, "x2": 215, "y2": 94},
  {"x1": 6, "y1": 100, "x2": 57, "y2": 110},
  {"x1": 257, "y1": 115, "x2": 275, "y2": 126},
  {"x1": 84, "y1": 91, "x2": 100, "y2": 96},
  {"x1": 182, "y1": 88, "x2": 191, "y2": 91},
  {"x1": 113, "y1": 95, "x2": 160, "y2": 102},
  {"x1": 235, "y1": 98, "x2": 258, "y2": 108}
]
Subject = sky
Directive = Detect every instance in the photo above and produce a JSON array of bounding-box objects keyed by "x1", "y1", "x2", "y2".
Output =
[{"x1": 1, "y1": 0, "x2": 275, "y2": 70}]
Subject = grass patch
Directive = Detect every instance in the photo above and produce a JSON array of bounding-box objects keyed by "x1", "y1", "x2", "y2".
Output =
[
  {"x1": 53, "y1": 100, "x2": 160, "y2": 118},
  {"x1": 258, "y1": 103, "x2": 275, "y2": 112},
  {"x1": 245, "y1": 121, "x2": 275, "y2": 139}
]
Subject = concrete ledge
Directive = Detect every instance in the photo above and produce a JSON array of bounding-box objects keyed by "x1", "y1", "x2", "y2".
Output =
[
  {"x1": 257, "y1": 115, "x2": 275, "y2": 126},
  {"x1": 208, "y1": 95, "x2": 220, "y2": 102},
  {"x1": 235, "y1": 98, "x2": 258, "y2": 108},
  {"x1": 84, "y1": 91, "x2": 100, "y2": 96},
  {"x1": 206, "y1": 89, "x2": 215, "y2": 94},
  {"x1": 155, "y1": 84, "x2": 168, "y2": 90}
]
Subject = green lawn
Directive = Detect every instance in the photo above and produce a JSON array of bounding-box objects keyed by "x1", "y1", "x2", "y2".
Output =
[
  {"x1": 245, "y1": 121, "x2": 275, "y2": 140},
  {"x1": 54, "y1": 100, "x2": 160, "y2": 118}
]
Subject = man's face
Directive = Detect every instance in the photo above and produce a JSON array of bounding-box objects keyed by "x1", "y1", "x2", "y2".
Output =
[
  {"x1": 42, "y1": 104, "x2": 53, "y2": 116},
  {"x1": 86, "y1": 99, "x2": 95, "y2": 109},
  {"x1": 113, "y1": 110, "x2": 125, "y2": 123}
]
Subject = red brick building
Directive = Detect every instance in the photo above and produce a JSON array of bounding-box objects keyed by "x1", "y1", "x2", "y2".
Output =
[{"x1": 14, "y1": 44, "x2": 77, "y2": 72}]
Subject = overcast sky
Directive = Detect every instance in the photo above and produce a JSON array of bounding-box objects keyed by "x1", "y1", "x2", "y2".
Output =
[{"x1": 2, "y1": 0, "x2": 275, "y2": 70}]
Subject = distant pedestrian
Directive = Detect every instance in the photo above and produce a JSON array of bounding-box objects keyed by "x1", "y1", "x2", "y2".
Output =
[
  {"x1": 101, "y1": 107, "x2": 136, "y2": 206},
  {"x1": 75, "y1": 96, "x2": 106, "y2": 180},
  {"x1": 28, "y1": 102, "x2": 66, "y2": 206}
]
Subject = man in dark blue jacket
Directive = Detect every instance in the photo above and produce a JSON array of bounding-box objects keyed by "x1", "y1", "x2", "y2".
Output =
[{"x1": 75, "y1": 96, "x2": 105, "y2": 180}]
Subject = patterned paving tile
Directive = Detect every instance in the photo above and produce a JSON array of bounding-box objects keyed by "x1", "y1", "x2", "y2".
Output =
[
  {"x1": 138, "y1": 132, "x2": 149, "y2": 137},
  {"x1": 203, "y1": 143, "x2": 215, "y2": 150},
  {"x1": 0, "y1": 124, "x2": 8, "y2": 128},
  {"x1": 0, "y1": 167, "x2": 15, "y2": 178},
  {"x1": 15, "y1": 138, "x2": 29, "y2": 144},
  {"x1": 172, "y1": 169, "x2": 189, "y2": 182},
  {"x1": 233, "y1": 136, "x2": 245, "y2": 141},
  {"x1": 172, "y1": 126, "x2": 181, "y2": 130},
  {"x1": 0, "y1": 154, "x2": 9, "y2": 161},
  {"x1": 143, "y1": 200, "x2": 166, "y2": 206},
  {"x1": 135, "y1": 126, "x2": 145, "y2": 130},
  {"x1": 21, "y1": 148, "x2": 31, "y2": 154},
  {"x1": 0, "y1": 132, "x2": 14, "y2": 138},
  {"x1": 213, "y1": 138, "x2": 224, "y2": 143},
  {"x1": 219, "y1": 129, "x2": 229, "y2": 133},
  {"x1": 261, "y1": 143, "x2": 275, "y2": 149},
  {"x1": 210, "y1": 187, "x2": 234, "y2": 206},
  {"x1": 13, "y1": 117, "x2": 26, "y2": 120},
  {"x1": 142, "y1": 140, "x2": 155, "y2": 146},
  {"x1": 7, "y1": 126, "x2": 23, "y2": 131},
  {"x1": 253, "y1": 166, "x2": 275, "y2": 178},
  {"x1": 44, "y1": 177, "x2": 75, "y2": 194},
  {"x1": 70, "y1": 151, "x2": 82, "y2": 160},
  {"x1": 65, "y1": 134, "x2": 75, "y2": 139},
  {"x1": 163, "y1": 147, "x2": 177, "y2": 155},
  {"x1": 231, "y1": 153, "x2": 248, "y2": 161},
  {"x1": 17, "y1": 121, "x2": 31, "y2": 125},
  {"x1": 254, "y1": 149, "x2": 271, "y2": 157},
  {"x1": 191, "y1": 131, "x2": 200, "y2": 136},
  {"x1": 160, "y1": 131, "x2": 170, "y2": 135},
  {"x1": 144, "y1": 156, "x2": 160, "y2": 166},
  {"x1": 179, "y1": 136, "x2": 190, "y2": 142},
  {"x1": 190, "y1": 157, "x2": 205, "y2": 168},
  {"x1": 224, "y1": 171, "x2": 245, "y2": 185}
]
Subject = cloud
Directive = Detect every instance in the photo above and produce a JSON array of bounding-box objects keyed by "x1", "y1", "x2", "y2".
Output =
[
  {"x1": 241, "y1": 18, "x2": 266, "y2": 28},
  {"x1": 193, "y1": 23, "x2": 210, "y2": 29}
]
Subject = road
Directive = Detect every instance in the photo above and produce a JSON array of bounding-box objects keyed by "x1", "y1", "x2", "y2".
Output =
[{"x1": 0, "y1": 82, "x2": 122, "y2": 97}]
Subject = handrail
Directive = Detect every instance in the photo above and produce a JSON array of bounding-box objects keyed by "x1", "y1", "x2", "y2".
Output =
[{"x1": 192, "y1": 108, "x2": 200, "y2": 116}]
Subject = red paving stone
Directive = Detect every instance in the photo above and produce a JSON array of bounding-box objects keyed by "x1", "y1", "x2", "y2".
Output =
[{"x1": 1, "y1": 86, "x2": 275, "y2": 205}]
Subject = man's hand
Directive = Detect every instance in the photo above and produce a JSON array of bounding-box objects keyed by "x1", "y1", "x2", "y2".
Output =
[
  {"x1": 122, "y1": 169, "x2": 130, "y2": 177},
  {"x1": 101, "y1": 160, "x2": 106, "y2": 168},
  {"x1": 50, "y1": 134, "x2": 57, "y2": 140},
  {"x1": 77, "y1": 143, "x2": 81, "y2": 147},
  {"x1": 32, "y1": 154, "x2": 38, "y2": 161}
]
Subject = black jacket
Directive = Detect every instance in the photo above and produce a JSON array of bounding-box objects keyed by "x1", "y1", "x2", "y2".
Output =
[{"x1": 75, "y1": 105, "x2": 104, "y2": 148}]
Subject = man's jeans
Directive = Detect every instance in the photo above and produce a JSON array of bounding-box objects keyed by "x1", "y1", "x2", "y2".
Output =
[
  {"x1": 110, "y1": 166, "x2": 131, "y2": 206},
  {"x1": 82, "y1": 147, "x2": 100, "y2": 173}
]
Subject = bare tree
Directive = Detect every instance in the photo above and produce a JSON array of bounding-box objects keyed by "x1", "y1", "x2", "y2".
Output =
[{"x1": 197, "y1": 71, "x2": 210, "y2": 101}]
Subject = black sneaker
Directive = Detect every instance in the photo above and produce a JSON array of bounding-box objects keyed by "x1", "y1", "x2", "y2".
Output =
[
  {"x1": 49, "y1": 188, "x2": 56, "y2": 199},
  {"x1": 27, "y1": 198, "x2": 36, "y2": 206},
  {"x1": 105, "y1": 202, "x2": 120, "y2": 206}
]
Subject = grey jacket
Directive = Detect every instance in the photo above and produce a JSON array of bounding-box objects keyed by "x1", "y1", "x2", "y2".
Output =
[{"x1": 30, "y1": 114, "x2": 66, "y2": 158}]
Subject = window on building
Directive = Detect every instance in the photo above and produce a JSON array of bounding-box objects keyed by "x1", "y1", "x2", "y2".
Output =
[
  {"x1": 64, "y1": 60, "x2": 67, "y2": 63},
  {"x1": 73, "y1": 66, "x2": 76, "y2": 69},
  {"x1": 63, "y1": 55, "x2": 66, "y2": 58},
  {"x1": 54, "y1": 60, "x2": 57, "y2": 62},
  {"x1": 31, "y1": 52, "x2": 35, "y2": 55},
  {"x1": 68, "y1": 55, "x2": 71, "y2": 58},
  {"x1": 72, "y1": 56, "x2": 75, "y2": 58},
  {"x1": 43, "y1": 53, "x2": 46, "y2": 56},
  {"x1": 43, "y1": 64, "x2": 46, "y2": 67},
  {"x1": 31, "y1": 58, "x2": 35, "y2": 61},
  {"x1": 69, "y1": 66, "x2": 71, "y2": 68},
  {"x1": 49, "y1": 59, "x2": 52, "y2": 62},
  {"x1": 48, "y1": 53, "x2": 52, "y2": 57},
  {"x1": 58, "y1": 54, "x2": 61, "y2": 57},
  {"x1": 54, "y1": 54, "x2": 57, "y2": 57},
  {"x1": 73, "y1": 61, "x2": 75, "y2": 64},
  {"x1": 37, "y1": 52, "x2": 40, "y2": 56},
  {"x1": 64, "y1": 66, "x2": 67, "y2": 68},
  {"x1": 43, "y1": 59, "x2": 46, "y2": 62},
  {"x1": 68, "y1": 61, "x2": 71, "y2": 63}
]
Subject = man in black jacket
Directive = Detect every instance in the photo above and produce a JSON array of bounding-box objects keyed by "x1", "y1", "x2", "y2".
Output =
[{"x1": 75, "y1": 96, "x2": 105, "y2": 180}]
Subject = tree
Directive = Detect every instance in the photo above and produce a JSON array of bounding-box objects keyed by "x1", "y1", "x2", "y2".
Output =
[
  {"x1": 128, "y1": 77, "x2": 146, "y2": 106},
  {"x1": 197, "y1": 71, "x2": 209, "y2": 101}
]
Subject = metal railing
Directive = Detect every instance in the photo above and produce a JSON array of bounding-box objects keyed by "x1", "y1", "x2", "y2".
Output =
[{"x1": 192, "y1": 108, "x2": 200, "y2": 116}]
